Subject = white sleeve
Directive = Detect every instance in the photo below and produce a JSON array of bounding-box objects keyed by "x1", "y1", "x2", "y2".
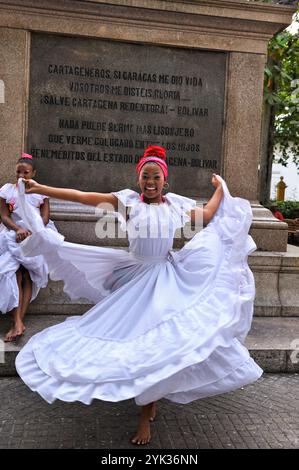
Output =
[
  {"x1": 111, "y1": 189, "x2": 140, "y2": 231},
  {"x1": 0, "y1": 183, "x2": 13, "y2": 202},
  {"x1": 38, "y1": 194, "x2": 49, "y2": 204},
  {"x1": 165, "y1": 192, "x2": 197, "y2": 212},
  {"x1": 165, "y1": 192, "x2": 197, "y2": 229},
  {"x1": 111, "y1": 189, "x2": 140, "y2": 208},
  {"x1": 28, "y1": 193, "x2": 48, "y2": 207}
]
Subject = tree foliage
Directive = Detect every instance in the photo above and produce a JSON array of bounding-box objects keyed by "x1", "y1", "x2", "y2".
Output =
[
  {"x1": 267, "y1": 199, "x2": 299, "y2": 218},
  {"x1": 249, "y1": 1, "x2": 299, "y2": 168},
  {"x1": 265, "y1": 24, "x2": 299, "y2": 167}
]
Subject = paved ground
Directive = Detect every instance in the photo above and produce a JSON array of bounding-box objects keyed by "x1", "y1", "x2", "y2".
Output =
[{"x1": 0, "y1": 374, "x2": 298, "y2": 449}]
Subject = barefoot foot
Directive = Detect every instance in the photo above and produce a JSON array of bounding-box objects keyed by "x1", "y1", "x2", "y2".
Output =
[
  {"x1": 131, "y1": 419, "x2": 151, "y2": 445},
  {"x1": 131, "y1": 403, "x2": 155, "y2": 445},
  {"x1": 4, "y1": 322, "x2": 26, "y2": 342},
  {"x1": 4, "y1": 326, "x2": 16, "y2": 342},
  {"x1": 14, "y1": 321, "x2": 26, "y2": 339}
]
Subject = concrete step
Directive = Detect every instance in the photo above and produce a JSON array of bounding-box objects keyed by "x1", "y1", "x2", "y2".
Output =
[
  {"x1": 0, "y1": 316, "x2": 298, "y2": 376},
  {"x1": 245, "y1": 317, "x2": 299, "y2": 373}
]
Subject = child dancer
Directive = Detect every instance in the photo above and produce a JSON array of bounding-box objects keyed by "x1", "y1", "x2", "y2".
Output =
[
  {"x1": 0, "y1": 153, "x2": 57, "y2": 342},
  {"x1": 15, "y1": 145, "x2": 263, "y2": 445}
]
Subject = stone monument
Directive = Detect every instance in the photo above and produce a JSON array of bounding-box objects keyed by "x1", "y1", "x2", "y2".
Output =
[
  {"x1": 0, "y1": 1, "x2": 298, "y2": 372},
  {"x1": 0, "y1": 0, "x2": 296, "y2": 250}
]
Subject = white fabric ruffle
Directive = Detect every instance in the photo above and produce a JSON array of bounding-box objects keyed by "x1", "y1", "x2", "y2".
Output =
[{"x1": 15, "y1": 177, "x2": 263, "y2": 405}]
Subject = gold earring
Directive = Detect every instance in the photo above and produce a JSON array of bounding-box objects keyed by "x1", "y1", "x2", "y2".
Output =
[{"x1": 163, "y1": 182, "x2": 169, "y2": 189}]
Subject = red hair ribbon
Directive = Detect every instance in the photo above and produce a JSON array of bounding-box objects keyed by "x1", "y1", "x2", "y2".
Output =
[{"x1": 136, "y1": 145, "x2": 168, "y2": 178}]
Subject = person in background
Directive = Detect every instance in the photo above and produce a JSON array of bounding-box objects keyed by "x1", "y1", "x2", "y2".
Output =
[
  {"x1": 0, "y1": 153, "x2": 58, "y2": 342},
  {"x1": 270, "y1": 205, "x2": 285, "y2": 221}
]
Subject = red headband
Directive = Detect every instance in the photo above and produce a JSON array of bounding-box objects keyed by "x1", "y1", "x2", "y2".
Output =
[{"x1": 136, "y1": 145, "x2": 168, "y2": 178}]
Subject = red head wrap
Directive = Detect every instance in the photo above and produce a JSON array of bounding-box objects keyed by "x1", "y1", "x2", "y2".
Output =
[{"x1": 136, "y1": 145, "x2": 168, "y2": 178}]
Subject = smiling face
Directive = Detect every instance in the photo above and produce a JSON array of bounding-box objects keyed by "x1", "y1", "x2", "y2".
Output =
[
  {"x1": 138, "y1": 162, "x2": 165, "y2": 204},
  {"x1": 15, "y1": 162, "x2": 36, "y2": 181}
]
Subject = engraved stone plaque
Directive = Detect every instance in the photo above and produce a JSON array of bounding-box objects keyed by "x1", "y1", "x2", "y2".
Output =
[{"x1": 28, "y1": 33, "x2": 226, "y2": 198}]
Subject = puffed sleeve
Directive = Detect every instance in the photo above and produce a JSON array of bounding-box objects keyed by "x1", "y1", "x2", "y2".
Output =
[
  {"x1": 165, "y1": 192, "x2": 197, "y2": 228},
  {"x1": 111, "y1": 189, "x2": 140, "y2": 231},
  {"x1": 111, "y1": 189, "x2": 140, "y2": 207},
  {"x1": 37, "y1": 193, "x2": 49, "y2": 205},
  {"x1": 27, "y1": 193, "x2": 48, "y2": 208},
  {"x1": 0, "y1": 183, "x2": 13, "y2": 202}
]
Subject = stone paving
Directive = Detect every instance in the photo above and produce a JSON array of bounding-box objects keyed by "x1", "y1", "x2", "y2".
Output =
[{"x1": 0, "y1": 374, "x2": 298, "y2": 449}]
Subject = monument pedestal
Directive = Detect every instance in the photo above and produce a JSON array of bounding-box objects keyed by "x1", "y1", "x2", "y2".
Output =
[
  {"x1": 14, "y1": 219, "x2": 297, "y2": 376},
  {"x1": 0, "y1": 1, "x2": 295, "y2": 254},
  {"x1": 251, "y1": 245, "x2": 299, "y2": 318},
  {"x1": 0, "y1": 1, "x2": 298, "y2": 374},
  {"x1": 251, "y1": 204, "x2": 288, "y2": 252},
  {"x1": 47, "y1": 200, "x2": 298, "y2": 320},
  {"x1": 50, "y1": 199, "x2": 289, "y2": 252}
]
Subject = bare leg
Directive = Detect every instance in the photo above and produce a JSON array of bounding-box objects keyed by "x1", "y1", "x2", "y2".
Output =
[
  {"x1": 4, "y1": 269, "x2": 24, "y2": 342},
  {"x1": 20, "y1": 268, "x2": 32, "y2": 321},
  {"x1": 131, "y1": 402, "x2": 156, "y2": 445}
]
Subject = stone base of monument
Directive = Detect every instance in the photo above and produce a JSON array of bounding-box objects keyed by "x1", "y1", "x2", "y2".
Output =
[
  {"x1": 24, "y1": 244, "x2": 299, "y2": 319},
  {"x1": 252, "y1": 245, "x2": 299, "y2": 317},
  {"x1": 1, "y1": 202, "x2": 297, "y2": 376},
  {"x1": 251, "y1": 204, "x2": 288, "y2": 252},
  {"x1": 1, "y1": 315, "x2": 298, "y2": 376},
  {"x1": 50, "y1": 200, "x2": 289, "y2": 252},
  {"x1": 1, "y1": 246, "x2": 298, "y2": 376}
]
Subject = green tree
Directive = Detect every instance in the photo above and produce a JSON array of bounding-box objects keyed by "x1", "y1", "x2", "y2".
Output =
[
  {"x1": 250, "y1": 0, "x2": 299, "y2": 203},
  {"x1": 251, "y1": 0, "x2": 298, "y2": 169},
  {"x1": 264, "y1": 23, "x2": 299, "y2": 168}
]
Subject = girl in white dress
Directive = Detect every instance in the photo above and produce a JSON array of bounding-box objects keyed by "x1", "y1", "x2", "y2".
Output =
[
  {"x1": 15, "y1": 145, "x2": 263, "y2": 445},
  {"x1": 0, "y1": 153, "x2": 57, "y2": 342}
]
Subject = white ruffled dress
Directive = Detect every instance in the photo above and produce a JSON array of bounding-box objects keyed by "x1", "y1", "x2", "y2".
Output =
[
  {"x1": 0, "y1": 183, "x2": 57, "y2": 313},
  {"x1": 15, "y1": 177, "x2": 263, "y2": 406}
]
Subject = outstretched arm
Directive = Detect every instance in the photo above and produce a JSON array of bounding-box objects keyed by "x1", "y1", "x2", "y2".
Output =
[
  {"x1": 202, "y1": 184, "x2": 223, "y2": 223},
  {"x1": 189, "y1": 174, "x2": 224, "y2": 225},
  {"x1": 23, "y1": 179, "x2": 119, "y2": 210}
]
